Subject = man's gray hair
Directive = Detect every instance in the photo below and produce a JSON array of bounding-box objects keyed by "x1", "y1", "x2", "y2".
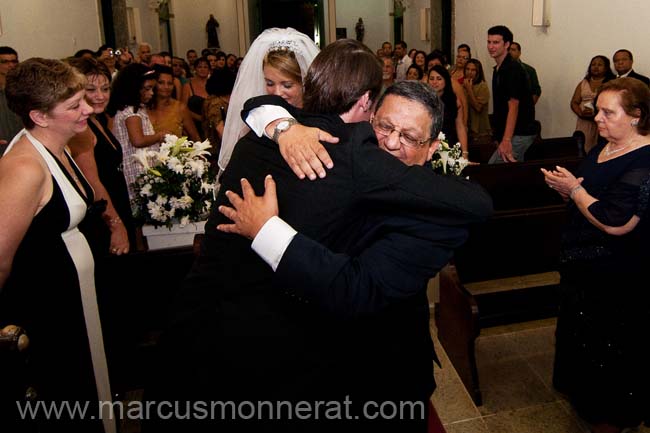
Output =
[{"x1": 375, "y1": 81, "x2": 444, "y2": 139}]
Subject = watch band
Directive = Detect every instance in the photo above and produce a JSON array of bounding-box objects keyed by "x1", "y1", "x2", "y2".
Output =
[{"x1": 272, "y1": 118, "x2": 297, "y2": 143}]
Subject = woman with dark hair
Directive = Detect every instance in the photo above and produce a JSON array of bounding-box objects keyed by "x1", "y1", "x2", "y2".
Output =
[
  {"x1": 427, "y1": 64, "x2": 468, "y2": 156},
  {"x1": 181, "y1": 56, "x2": 210, "y2": 139},
  {"x1": 571, "y1": 55, "x2": 616, "y2": 153},
  {"x1": 108, "y1": 63, "x2": 168, "y2": 204},
  {"x1": 203, "y1": 67, "x2": 235, "y2": 156},
  {"x1": 544, "y1": 77, "x2": 650, "y2": 433},
  {"x1": 413, "y1": 50, "x2": 427, "y2": 73},
  {"x1": 463, "y1": 58, "x2": 491, "y2": 153},
  {"x1": 0, "y1": 58, "x2": 115, "y2": 432},
  {"x1": 406, "y1": 64, "x2": 424, "y2": 81},
  {"x1": 67, "y1": 57, "x2": 135, "y2": 255},
  {"x1": 148, "y1": 64, "x2": 201, "y2": 143}
]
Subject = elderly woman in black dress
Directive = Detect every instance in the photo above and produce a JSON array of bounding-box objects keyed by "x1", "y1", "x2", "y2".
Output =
[{"x1": 543, "y1": 77, "x2": 650, "y2": 433}]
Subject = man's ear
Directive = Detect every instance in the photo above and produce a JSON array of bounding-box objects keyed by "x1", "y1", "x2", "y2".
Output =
[
  {"x1": 359, "y1": 91, "x2": 372, "y2": 112},
  {"x1": 426, "y1": 139, "x2": 441, "y2": 161},
  {"x1": 29, "y1": 110, "x2": 48, "y2": 128}
]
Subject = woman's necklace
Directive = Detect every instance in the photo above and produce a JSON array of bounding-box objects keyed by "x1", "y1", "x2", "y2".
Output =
[
  {"x1": 589, "y1": 76, "x2": 604, "y2": 91},
  {"x1": 59, "y1": 154, "x2": 81, "y2": 184},
  {"x1": 604, "y1": 141, "x2": 632, "y2": 157}
]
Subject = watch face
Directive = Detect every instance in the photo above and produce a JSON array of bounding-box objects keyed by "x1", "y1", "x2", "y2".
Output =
[{"x1": 278, "y1": 120, "x2": 290, "y2": 131}]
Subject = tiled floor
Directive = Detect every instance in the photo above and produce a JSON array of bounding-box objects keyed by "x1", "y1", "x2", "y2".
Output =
[{"x1": 430, "y1": 317, "x2": 650, "y2": 433}]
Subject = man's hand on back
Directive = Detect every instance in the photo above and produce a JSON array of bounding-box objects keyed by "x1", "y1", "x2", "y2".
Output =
[
  {"x1": 217, "y1": 175, "x2": 279, "y2": 239},
  {"x1": 276, "y1": 124, "x2": 338, "y2": 180}
]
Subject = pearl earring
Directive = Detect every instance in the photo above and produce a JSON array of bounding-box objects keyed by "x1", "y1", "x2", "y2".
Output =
[{"x1": 631, "y1": 119, "x2": 639, "y2": 127}]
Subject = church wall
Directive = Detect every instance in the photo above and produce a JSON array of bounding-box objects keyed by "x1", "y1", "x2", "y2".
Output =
[
  {"x1": 0, "y1": 0, "x2": 103, "y2": 59},
  {"x1": 169, "y1": 0, "x2": 240, "y2": 58}
]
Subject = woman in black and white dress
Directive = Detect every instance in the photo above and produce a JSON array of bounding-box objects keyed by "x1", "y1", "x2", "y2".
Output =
[{"x1": 0, "y1": 58, "x2": 115, "y2": 433}]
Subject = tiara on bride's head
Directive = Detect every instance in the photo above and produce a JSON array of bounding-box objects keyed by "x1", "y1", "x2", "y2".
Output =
[{"x1": 268, "y1": 39, "x2": 301, "y2": 56}]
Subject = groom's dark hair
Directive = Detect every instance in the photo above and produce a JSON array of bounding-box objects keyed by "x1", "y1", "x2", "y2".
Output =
[{"x1": 302, "y1": 39, "x2": 382, "y2": 115}]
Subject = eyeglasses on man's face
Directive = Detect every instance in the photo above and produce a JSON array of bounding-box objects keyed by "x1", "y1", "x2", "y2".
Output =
[
  {"x1": 371, "y1": 118, "x2": 431, "y2": 148},
  {"x1": 0, "y1": 59, "x2": 19, "y2": 64}
]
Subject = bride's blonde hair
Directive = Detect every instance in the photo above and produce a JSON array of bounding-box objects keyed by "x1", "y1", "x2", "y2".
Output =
[{"x1": 263, "y1": 49, "x2": 302, "y2": 84}]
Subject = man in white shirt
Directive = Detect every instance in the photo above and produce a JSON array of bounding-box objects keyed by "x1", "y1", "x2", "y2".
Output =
[{"x1": 394, "y1": 40, "x2": 412, "y2": 81}]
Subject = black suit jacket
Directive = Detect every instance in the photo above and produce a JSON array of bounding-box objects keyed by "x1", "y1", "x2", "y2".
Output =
[
  {"x1": 162, "y1": 96, "x2": 492, "y2": 413},
  {"x1": 626, "y1": 70, "x2": 650, "y2": 86},
  {"x1": 277, "y1": 212, "x2": 468, "y2": 403}
]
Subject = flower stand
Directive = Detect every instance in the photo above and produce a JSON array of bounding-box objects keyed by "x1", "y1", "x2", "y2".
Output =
[{"x1": 142, "y1": 220, "x2": 206, "y2": 250}]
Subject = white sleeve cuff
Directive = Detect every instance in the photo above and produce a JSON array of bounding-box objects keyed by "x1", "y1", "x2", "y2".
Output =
[
  {"x1": 245, "y1": 105, "x2": 294, "y2": 138},
  {"x1": 251, "y1": 216, "x2": 298, "y2": 271}
]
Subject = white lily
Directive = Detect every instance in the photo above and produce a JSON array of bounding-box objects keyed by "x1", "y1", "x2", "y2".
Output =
[{"x1": 133, "y1": 149, "x2": 151, "y2": 171}]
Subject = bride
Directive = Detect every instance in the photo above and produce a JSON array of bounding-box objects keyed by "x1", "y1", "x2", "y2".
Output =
[{"x1": 218, "y1": 27, "x2": 321, "y2": 172}]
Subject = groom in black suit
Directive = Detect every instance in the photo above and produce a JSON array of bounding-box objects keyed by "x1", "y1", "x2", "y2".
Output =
[
  {"x1": 155, "y1": 40, "x2": 491, "y2": 432},
  {"x1": 220, "y1": 80, "x2": 480, "y2": 431}
]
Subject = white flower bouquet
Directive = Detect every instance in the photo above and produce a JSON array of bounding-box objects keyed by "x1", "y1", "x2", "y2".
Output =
[
  {"x1": 132, "y1": 134, "x2": 217, "y2": 229},
  {"x1": 430, "y1": 132, "x2": 470, "y2": 176}
]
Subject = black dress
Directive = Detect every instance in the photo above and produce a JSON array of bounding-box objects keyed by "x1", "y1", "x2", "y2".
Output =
[
  {"x1": 187, "y1": 82, "x2": 206, "y2": 139},
  {"x1": 87, "y1": 114, "x2": 136, "y2": 251},
  {"x1": 553, "y1": 142, "x2": 650, "y2": 428},
  {"x1": 0, "y1": 131, "x2": 113, "y2": 432},
  {"x1": 440, "y1": 93, "x2": 458, "y2": 148}
]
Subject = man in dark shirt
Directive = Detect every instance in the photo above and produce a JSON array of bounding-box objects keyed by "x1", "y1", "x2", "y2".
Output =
[
  {"x1": 0, "y1": 46, "x2": 22, "y2": 154},
  {"x1": 509, "y1": 41, "x2": 542, "y2": 104},
  {"x1": 487, "y1": 26, "x2": 536, "y2": 164}
]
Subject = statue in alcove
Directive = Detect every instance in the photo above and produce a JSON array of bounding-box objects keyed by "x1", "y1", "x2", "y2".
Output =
[
  {"x1": 355, "y1": 18, "x2": 365, "y2": 42},
  {"x1": 206, "y1": 14, "x2": 220, "y2": 48}
]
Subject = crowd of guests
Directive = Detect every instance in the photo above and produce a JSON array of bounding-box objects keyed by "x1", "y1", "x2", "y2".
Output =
[
  {"x1": 378, "y1": 38, "x2": 650, "y2": 167},
  {"x1": 1, "y1": 25, "x2": 649, "y2": 433},
  {"x1": 1, "y1": 42, "x2": 241, "y2": 248}
]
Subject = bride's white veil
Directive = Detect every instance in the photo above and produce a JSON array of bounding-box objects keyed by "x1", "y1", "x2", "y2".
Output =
[{"x1": 217, "y1": 27, "x2": 320, "y2": 171}]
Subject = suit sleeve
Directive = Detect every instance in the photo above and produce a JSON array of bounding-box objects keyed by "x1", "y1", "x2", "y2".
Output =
[
  {"x1": 275, "y1": 225, "x2": 468, "y2": 316},
  {"x1": 243, "y1": 98, "x2": 493, "y2": 225},
  {"x1": 242, "y1": 95, "x2": 296, "y2": 121}
]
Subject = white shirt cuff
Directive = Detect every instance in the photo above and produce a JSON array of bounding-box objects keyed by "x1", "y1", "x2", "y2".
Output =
[
  {"x1": 245, "y1": 105, "x2": 294, "y2": 138},
  {"x1": 251, "y1": 216, "x2": 298, "y2": 271}
]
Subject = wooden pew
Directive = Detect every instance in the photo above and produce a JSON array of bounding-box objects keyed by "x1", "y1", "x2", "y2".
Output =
[
  {"x1": 525, "y1": 132, "x2": 585, "y2": 161},
  {"x1": 470, "y1": 128, "x2": 584, "y2": 164},
  {"x1": 435, "y1": 157, "x2": 582, "y2": 405}
]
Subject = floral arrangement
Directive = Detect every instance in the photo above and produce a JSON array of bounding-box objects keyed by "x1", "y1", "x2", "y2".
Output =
[
  {"x1": 132, "y1": 134, "x2": 217, "y2": 228},
  {"x1": 430, "y1": 132, "x2": 470, "y2": 176}
]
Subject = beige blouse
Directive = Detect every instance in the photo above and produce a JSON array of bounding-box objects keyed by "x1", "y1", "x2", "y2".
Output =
[{"x1": 467, "y1": 81, "x2": 491, "y2": 137}]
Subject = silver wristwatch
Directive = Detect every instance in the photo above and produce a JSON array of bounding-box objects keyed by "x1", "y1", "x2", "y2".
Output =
[{"x1": 271, "y1": 118, "x2": 297, "y2": 143}]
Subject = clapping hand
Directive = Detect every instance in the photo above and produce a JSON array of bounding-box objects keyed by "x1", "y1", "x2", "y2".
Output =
[{"x1": 541, "y1": 166, "x2": 583, "y2": 200}]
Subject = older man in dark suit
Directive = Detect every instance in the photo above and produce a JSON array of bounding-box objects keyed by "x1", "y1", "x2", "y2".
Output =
[
  {"x1": 613, "y1": 49, "x2": 650, "y2": 86},
  {"x1": 155, "y1": 40, "x2": 491, "y2": 432}
]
